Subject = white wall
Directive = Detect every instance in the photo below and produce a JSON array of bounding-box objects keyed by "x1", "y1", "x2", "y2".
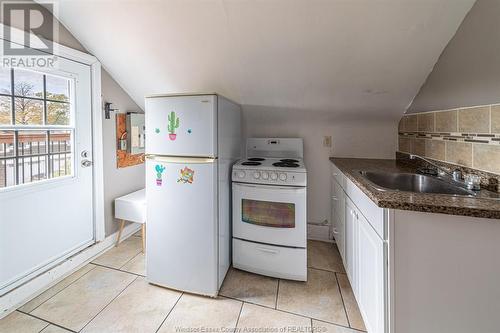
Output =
[
  {"x1": 242, "y1": 106, "x2": 398, "y2": 225},
  {"x1": 101, "y1": 71, "x2": 144, "y2": 235},
  {"x1": 408, "y1": 0, "x2": 500, "y2": 112}
]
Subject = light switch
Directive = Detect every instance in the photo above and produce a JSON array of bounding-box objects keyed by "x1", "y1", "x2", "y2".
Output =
[{"x1": 323, "y1": 136, "x2": 332, "y2": 148}]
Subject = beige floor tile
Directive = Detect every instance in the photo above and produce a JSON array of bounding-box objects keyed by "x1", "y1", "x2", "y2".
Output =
[
  {"x1": 40, "y1": 324, "x2": 72, "y2": 333},
  {"x1": 19, "y1": 264, "x2": 96, "y2": 313},
  {"x1": 31, "y1": 266, "x2": 136, "y2": 331},
  {"x1": 237, "y1": 303, "x2": 310, "y2": 332},
  {"x1": 92, "y1": 237, "x2": 142, "y2": 269},
  {"x1": 82, "y1": 277, "x2": 181, "y2": 333},
  {"x1": 0, "y1": 311, "x2": 48, "y2": 333},
  {"x1": 120, "y1": 253, "x2": 146, "y2": 276},
  {"x1": 157, "y1": 294, "x2": 242, "y2": 333},
  {"x1": 336, "y1": 274, "x2": 366, "y2": 331},
  {"x1": 308, "y1": 241, "x2": 345, "y2": 273},
  {"x1": 220, "y1": 268, "x2": 278, "y2": 308},
  {"x1": 277, "y1": 268, "x2": 348, "y2": 326},
  {"x1": 313, "y1": 320, "x2": 362, "y2": 333}
]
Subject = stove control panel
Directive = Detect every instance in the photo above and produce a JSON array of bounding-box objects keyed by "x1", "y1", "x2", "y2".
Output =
[{"x1": 232, "y1": 169, "x2": 306, "y2": 186}]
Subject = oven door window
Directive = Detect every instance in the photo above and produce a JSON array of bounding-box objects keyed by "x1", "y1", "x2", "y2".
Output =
[{"x1": 242, "y1": 199, "x2": 295, "y2": 228}]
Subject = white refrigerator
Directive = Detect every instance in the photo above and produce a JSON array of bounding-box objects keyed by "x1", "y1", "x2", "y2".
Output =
[{"x1": 145, "y1": 94, "x2": 241, "y2": 296}]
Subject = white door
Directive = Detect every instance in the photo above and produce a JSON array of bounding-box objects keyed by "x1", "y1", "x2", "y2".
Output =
[
  {"x1": 232, "y1": 182, "x2": 307, "y2": 248},
  {"x1": 145, "y1": 156, "x2": 219, "y2": 296},
  {"x1": 0, "y1": 57, "x2": 94, "y2": 294},
  {"x1": 145, "y1": 95, "x2": 217, "y2": 157}
]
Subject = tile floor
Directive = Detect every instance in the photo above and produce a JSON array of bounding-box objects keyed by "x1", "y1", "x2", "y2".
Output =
[{"x1": 0, "y1": 237, "x2": 366, "y2": 333}]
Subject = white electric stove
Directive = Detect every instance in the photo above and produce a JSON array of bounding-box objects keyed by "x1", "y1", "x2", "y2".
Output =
[{"x1": 231, "y1": 138, "x2": 307, "y2": 281}]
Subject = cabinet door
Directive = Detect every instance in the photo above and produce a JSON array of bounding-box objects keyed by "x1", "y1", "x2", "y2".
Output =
[
  {"x1": 345, "y1": 199, "x2": 359, "y2": 293},
  {"x1": 331, "y1": 178, "x2": 338, "y2": 236},
  {"x1": 358, "y1": 214, "x2": 385, "y2": 333},
  {"x1": 331, "y1": 178, "x2": 345, "y2": 243},
  {"x1": 336, "y1": 213, "x2": 345, "y2": 262}
]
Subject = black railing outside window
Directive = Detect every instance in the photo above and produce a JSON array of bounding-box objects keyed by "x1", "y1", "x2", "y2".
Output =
[{"x1": 0, "y1": 68, "x2": 73, "y2": 189}]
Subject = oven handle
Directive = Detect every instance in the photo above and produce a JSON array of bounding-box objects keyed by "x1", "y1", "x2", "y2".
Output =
[{"x1": 233, "y1": 182, "x2": 306, "y2": 191}]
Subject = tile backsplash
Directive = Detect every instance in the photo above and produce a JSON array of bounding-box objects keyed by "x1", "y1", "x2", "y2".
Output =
[{"x1": 398, "y1": 104, "x2": 500, "y2": 175}]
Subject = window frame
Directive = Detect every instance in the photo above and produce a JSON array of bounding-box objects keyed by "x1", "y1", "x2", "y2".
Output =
[{"x1": 0, "y1": 68, "x2": 76, "y2": 189}]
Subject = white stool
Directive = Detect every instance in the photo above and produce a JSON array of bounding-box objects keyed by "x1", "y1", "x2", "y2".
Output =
[{"x1": 114, "y1": 189, "x2": 146, "y2": 252}]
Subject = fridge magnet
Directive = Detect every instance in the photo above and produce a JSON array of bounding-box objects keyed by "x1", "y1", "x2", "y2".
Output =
[
  {"x1": 187, "y1": 128, "x2": 192, "y2": 134},
  {"x1": 177, "y1": 166, "x2": 194, "y2": 184},
  {"x1": 155, "y1": 164, "x2": 166, "y2": 186},
  {"x1": 155, "y1": 128, "x2": 160, "y2": 134},
  {"x1": 167, "y1": 111, "x2": 180, "y2": 140}
]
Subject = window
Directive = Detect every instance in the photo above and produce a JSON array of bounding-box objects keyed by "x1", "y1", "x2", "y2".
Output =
[
  {"x1": 0, "y1": 68, "x2": 73, "y2": 189},
  {"x1": 242, "y1": 199, "x2": 295, "y2": 228}
]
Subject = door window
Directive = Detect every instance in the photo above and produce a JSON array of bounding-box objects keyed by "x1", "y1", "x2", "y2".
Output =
[
  {"x1": 242, "y1": 199, "x2": 295, "y2": 228},
  {"x1": 0, "y1": 68, "x2": 73, "y2": 188}
]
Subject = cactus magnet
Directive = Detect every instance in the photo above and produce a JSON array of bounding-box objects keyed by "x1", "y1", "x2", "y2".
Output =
[
  {"x1": 177, "y1": 166, "x2": 194, "y2": 184},
  {"x1": 167, "y1": 111, "x2": 180, "y2": 140},
  {"x1": 155, "y1": 164, "x2": 166, "y2": 186}
]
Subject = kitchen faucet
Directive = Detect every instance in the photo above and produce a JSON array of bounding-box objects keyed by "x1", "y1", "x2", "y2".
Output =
[{"x1": 408, "y1": 154, "x2": 481, "y2": 191}]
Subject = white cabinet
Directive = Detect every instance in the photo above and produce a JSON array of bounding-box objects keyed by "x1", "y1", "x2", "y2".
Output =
[
  {"x1": 357, "y1": 211, "x2": 385, "y2": 333},
  {"x1": 345, "y1": 196, "x2": 386, "y2": 333},
  {"x1": 331, "y1": 167, "x2": 346, "y2": 260},
  {"x1": 335, "y1": 207, "x2": 345, "y2": 261},
  {"x1": 330, "y1": 161, "x2": 500, "y2": 333},
  {"x1": 331, "y1": 163, "x2": 387, "y2": 333},
  {"x1": 345, "y1": 198, "x2": 359, "y2": 292}
]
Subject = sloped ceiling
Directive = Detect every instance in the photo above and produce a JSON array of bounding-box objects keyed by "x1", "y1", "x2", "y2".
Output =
[{"x1": 53, "y1": 0, "x2": 474, "y2": 119}]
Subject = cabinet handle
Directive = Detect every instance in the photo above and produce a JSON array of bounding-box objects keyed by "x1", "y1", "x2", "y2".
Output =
[
  {"x1": 332, "y1": 196, "x2": 338, "y2": 201},
  {"x1": 332, "y1": 173, "x2": 339, "y2": 176},
  {"x1": 332, "y1": 228, "x2": 339, "y2": 235}
]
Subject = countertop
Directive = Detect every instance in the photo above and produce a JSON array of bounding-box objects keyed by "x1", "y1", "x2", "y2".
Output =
[{"x1": 330, "y1": 157, "x2": 500, "y2": 219}]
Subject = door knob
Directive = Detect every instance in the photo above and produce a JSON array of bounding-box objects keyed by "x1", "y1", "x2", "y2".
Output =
[{"x1": 81, "y1": 160, "x2": 93, "y2": 167}]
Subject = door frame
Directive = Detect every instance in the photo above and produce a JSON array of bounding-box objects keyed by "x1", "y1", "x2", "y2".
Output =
[{"x1": 0, "y1": 23, "x2": 105, "y2": 241}]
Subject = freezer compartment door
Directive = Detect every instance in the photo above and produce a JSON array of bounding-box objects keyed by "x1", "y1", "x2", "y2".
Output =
[
  {"x1": 145, "y1": 95, "x2": 217, "y2": 157},
  {"x1": 146, "y1": 157, "x2": 218, "y2": 296}
]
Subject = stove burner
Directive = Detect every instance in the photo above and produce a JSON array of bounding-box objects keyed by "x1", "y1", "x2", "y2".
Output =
[
  {"x1": 242, "y1": 161, "x2": 262, "y2": 166},
  {"x1": 273, "y1": 162, "x2": 299, "y2": 168},
  {"x1": 280, "y1": 159, "x2": 299, "y2": 163},
  {"x1": 248, "y1": 157, "x2": 265, "y2": 161}
]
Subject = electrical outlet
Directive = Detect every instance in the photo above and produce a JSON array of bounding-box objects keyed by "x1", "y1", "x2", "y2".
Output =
[{"x1": 323, "y1": 136, "x2": 332, "y2": 148}]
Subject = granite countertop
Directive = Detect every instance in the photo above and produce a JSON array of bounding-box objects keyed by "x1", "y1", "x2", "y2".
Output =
[{"x1": 330, "y1": 157, "x2": 500, "y2": 219}]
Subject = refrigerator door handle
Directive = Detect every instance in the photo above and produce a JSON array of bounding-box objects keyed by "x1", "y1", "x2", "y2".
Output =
[{"x1": 146, "y1": 155, "x2": 217, "y2": 164}]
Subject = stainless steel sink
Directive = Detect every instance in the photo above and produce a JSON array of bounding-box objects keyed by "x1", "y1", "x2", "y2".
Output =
[{"x1": 359, "y1": 170, "x2": 476, "y2": 196}]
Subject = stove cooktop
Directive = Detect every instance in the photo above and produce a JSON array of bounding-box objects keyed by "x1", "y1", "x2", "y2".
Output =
[{"x1": 234, "y1": 157, "x2": 306, "y2": 173}]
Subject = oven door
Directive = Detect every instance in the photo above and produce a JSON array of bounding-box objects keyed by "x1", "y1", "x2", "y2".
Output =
[{"x1": 232, "y1": 182, "x2": 306, "y2": 248}]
